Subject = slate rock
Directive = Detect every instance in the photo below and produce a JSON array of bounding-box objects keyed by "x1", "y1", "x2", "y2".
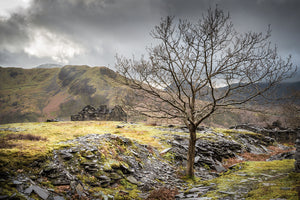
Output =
[
  {"x1": 267, "y1": 151, "x2": 295, "y2": 161},
  {"x1": 160, "y1": 148, "x2": 172, "y2": 154},
  {"x1": 24, "y1": 186, "x2": 33, "y2": 195},
  {"x1": 120, "y1": 163, "x2": 134, "y2": 174},
  {"x1": 12, "y1": 180, "x2": 23, "y2": 185},
  {"x1": 109, "y1": 172, "x2": 122, "y2": 180},
  {"x1": 75, "y1": 184, "x2": 85, "y2": 198},
  {"x1": 126, "y1": 175, "x2": 139, "y2": 185},
  {"x1": 280, "y1": 187, "x2": 291, "y2": 190},
  {"x1": 175, "y1": 193, "x2": 185, "y2": 199},
  {"x1": 52, "y1": 178, "x2": 71, "y2": 186},
  {"x1": 60, "y1": 151, "x2": 73, "y2": 160},
  {"x1": 53, "y1": 195, "x2": 65, "y2": 200},
  {"x1": 97, "y1": 175, "x2": 111, "y2": 181},
  {"x1": 25, "y1": 185, "x2": 49, "y2": 200},
  {"x1": 0, "y1": 195, "x2": 9, "y2": 200},
  {"x1": 218, "y1": 191, "x2": 236, "y2": 195},
  {"x1": 214, "y1": 161, "x2": 227, "y2": 173}
]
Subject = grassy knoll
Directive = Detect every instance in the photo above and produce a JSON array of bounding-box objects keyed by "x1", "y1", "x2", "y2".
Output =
[{"x1": 0, "y1": 121, "x2": 171, "y2": 171}]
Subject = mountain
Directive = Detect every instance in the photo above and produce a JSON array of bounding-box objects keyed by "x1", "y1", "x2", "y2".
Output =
[
  {"x1": 0, "y1": 65, "x2": 130, "y2": 124},
  {"x1": 168, "y1": 80, "x2": 300, "y2": 105},
  {"x1": 35, "y1": 63, "x2": 63, "y2": 69},
  {"x1": 216, "y1": 81, "x2": 300, "y2": 105},
  {"x1": 0, "y1": 65, "x2": 298, "y2": 126}
]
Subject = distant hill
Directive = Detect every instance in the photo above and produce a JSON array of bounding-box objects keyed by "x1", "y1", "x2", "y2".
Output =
[
  {"x1": 216, "y1": 81, "x2": 300, "y2": 105},
  {"x1": 35, "y1": 63, "x2": 63, "y2": 69},
  {"x1": 168, "y1": 80, "x2": 300, "y2": 104},
  {"x1": 0, "y1": 65, "x2": 130, "y2": 124}
]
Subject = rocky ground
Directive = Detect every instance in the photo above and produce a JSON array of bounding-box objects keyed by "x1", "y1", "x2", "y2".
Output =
[{"x1": 0, "y1": 123, "x2": 298, "y2": 199}]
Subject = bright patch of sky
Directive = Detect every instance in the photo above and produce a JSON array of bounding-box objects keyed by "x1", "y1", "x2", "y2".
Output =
[
  {"x1": 24, "y1": 29, "x2": 83, "y2": 64},
  {"x1": 0, "y1": 0, "x2": 31, "y2": 18}
]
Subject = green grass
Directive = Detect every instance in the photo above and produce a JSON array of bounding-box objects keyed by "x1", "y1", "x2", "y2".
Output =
[
  {"x1": 0, "y1": 121, "x2": 175, "y2": 172},
  {"x1": 203, "y1": 159, "x2": 300, "y2": 200}
]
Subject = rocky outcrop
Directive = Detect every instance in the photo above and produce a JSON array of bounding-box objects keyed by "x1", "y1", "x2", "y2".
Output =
[
  {"x1": 71, "y1": 105, "x2": 127, "y2": 121},
  {"x1": 164, "y1": 128, "x2": 274, "y2": 175},
  {"x1": 4, "y1": 134, "x2": 186, "y2": 199}
]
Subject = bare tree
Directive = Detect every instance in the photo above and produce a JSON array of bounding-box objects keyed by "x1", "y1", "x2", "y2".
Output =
[{"x1": 116, "y1": 7, "x2": 296, "y2": 177}]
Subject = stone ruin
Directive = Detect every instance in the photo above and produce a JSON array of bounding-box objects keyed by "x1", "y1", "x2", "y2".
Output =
[{"x1": 71, "y1": 105, "x2": 127, "y2": 122}]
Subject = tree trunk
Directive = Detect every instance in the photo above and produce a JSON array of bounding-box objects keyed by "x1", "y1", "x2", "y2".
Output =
[{"x1": 186, "y1": 127, "x2": 197, "y2": 177}]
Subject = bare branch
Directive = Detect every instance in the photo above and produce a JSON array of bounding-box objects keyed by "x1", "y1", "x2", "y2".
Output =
[{"x1": 115, "y1": 6, "x2": 297, "y2": 177}]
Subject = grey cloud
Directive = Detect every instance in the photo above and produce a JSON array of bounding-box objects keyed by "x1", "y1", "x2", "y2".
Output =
[
  {"x1": 28, "y1": 0, "x2": 163, "y2": 38},
  {"x1": 0, "y1": 13, "x2": 30, "y2": 52},
  {"x1": 0, "y1": 0, "x2": 299, "y2": 77},
  {"x1": 0, "y1": 49, "x2": 54, "y2": 68},
  {"x1": 13, "y1": 0, "x2": 165, "y2": 67}
]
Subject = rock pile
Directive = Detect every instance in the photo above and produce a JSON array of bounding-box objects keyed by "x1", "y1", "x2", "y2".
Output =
[
  {"x1": 71, "y1": 105, "x2": 127, "y2": 121},
  {"x1": 163, "y1": 128, "x2": 274, "y2": 176},
  {"x1": 4, "y1": 134, "x2": 186, "y2": 199}
]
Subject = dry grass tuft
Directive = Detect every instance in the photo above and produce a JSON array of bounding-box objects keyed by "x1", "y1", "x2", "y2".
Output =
[
  {"x1": 0, "y1": 139, "x2": 17, "y2": 149},
  {"x1": 0, "y1": 133, "x2": 47, "y2": 149},
  {"x1": 5, "y1": 133, "x2": 47, "y2": 141},
  {"x1": 223, "y1": 145, "x2": 295, "y2": 169},
  {"x1": 55, "y1": 185, "x2": 70, "y2": 194},
  {"x1": 223, "y1": 157, "x2": 244, "y2": 169},
  {"x1": 146, "y1": 187, "x2": 178, "y2": 200}
]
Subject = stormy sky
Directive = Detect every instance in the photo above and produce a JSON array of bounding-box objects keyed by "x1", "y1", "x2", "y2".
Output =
[{"x1": 0, "y1": 0, "x2": 299, "y2": 81}]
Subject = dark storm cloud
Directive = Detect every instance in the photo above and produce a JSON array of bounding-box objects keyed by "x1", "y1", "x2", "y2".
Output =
[
  {"x1": 0, "y1": 0, "x2": 299, "y2": 81},
  {"x1": 0, "y1": 0, "x2": 167, "y2": 67},
  {"x1": 26, "y1": 0, "x2": 166, "y2": 45},
  {"x1": 0, "y1": 13, "x2": 30, "y2": 51}
]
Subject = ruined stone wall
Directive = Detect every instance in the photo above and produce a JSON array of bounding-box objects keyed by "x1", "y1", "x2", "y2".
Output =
[{"x1": 71, "y1": 105, "x2": 127, "y2": 122}]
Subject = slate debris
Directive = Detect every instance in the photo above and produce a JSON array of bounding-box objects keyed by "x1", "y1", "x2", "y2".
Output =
[
  {"x1": 2, "y1": 126, "x2": 297, "y2": 199},
  {"x1": 167, "y1": 131, "x2": 274, "y2": 172}
]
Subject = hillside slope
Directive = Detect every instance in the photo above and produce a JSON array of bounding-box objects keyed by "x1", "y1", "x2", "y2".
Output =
[
  {"x1": 0, "y1": 65, "x2": 298, "y2": 126},
  {"x1": 0, "y1": 65, "x2": 129, "y2": 124}
]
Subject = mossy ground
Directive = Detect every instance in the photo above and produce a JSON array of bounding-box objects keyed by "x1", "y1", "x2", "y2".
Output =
[
  {"x1": 202, "y1": 159, "x2": 300, "y2": 200},
  {"x1": 0, "y1": 121, "x2": 298, "y2": 199},
  {"x1": 0, "y1": 121, "x2": 174, "y2": 199},
  {"x1": 0, "y1": 121, "x2": 171, "y2": 169}
]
